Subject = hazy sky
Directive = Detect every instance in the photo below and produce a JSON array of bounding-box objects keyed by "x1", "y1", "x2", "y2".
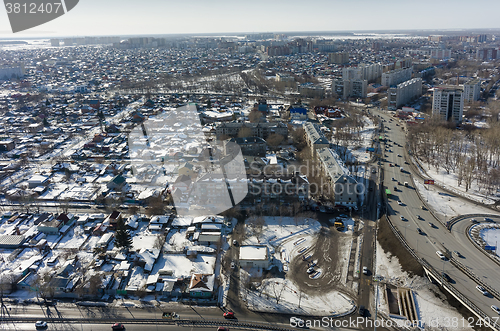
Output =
[{"x1": 1, "y1": 0, "x2": 500, "y2": 38}]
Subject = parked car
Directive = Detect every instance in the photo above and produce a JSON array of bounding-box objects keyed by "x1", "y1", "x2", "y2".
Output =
[
  {"x1": 223, "y1": 312, "x2": 236, "y2": 319},
  {"x1": 111, "y1": 324, "x2": 125, "y2": 330},
  {"x1": 484, "y1": 218, "x2": 494, "y2": 222},
  {"x1": 397, "y1": 200, "x2": 403, "y2": 206},
  {"x1": 436, "y1": 251, "x2": 446, "y2": 260},
  {"x1": 491, "y1": 305, "x2": 500, "y2": 315},
  {"x1": 232, "y1": 239, "x2": 238, "y2": 246},
  {"x1": 362, "y1": 266, "x2": 369, "y2": 275},
  {"x1": 476, "y1": 285, "x2": 489, "y2": 296},
  {"x1": 421, "y1": 205, "x2": 427, "y2": 210},
  {"x1": 307, "y1": 267, "x2": 315, "y2": 274},
  {"x1": 470, "y1": 218, "x2": 478, "y2": 223},
  {"x1": 230, "y1": 262, "x2": 236, "y2": 270},
  {"x1": 417, "y1": 215, "x2": 423, "y2": 220},
  {"x1": 35, "y1": 321, "x2": 47, "y2": 329},
  {"x1": 400, "y1": 216, "x2": 406, "y2": 221},
  {"x1": 429, "y1": 222, "x2": 436, "y2": 228}
]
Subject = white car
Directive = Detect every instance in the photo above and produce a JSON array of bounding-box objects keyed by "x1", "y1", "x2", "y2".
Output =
[
  {"x1": 397, "y1": 200, "x2": 403, "y2": 205},
  {"x1": 491, "y1": 305, "x2": 500, "y2": 315},
  {"x1": 476, "y1": 285, "x2": 489, "y2": 296},
  {"x1": 436, "y1": 251, "x2": 446, "y2": 260},
  {"x1": 35, "y1": 321, "x2": 48, "y2": 329},
  {"x1": 362, "y1": 266, "x2": 368, "y2": 275}
]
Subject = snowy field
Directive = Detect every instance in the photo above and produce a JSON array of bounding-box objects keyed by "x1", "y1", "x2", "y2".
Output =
[
  {"x1": 56, "y1": 225, "x2": 88, "y2": 249},
  {"x1": 414, "y1": 179, "x2": 495, "y2": 218},
  {"x1": 375, "y1": 242, "x2": 471, "y2": 330},
  {"x1": 420, "y1": 162, "x2": 497, "y2": 205},
  {"x1": 244, "y1": 275, "x2": 354, "y2": 316},
  {"x1": 480, "y1": 227, "x2": 500, "y2": 257}
]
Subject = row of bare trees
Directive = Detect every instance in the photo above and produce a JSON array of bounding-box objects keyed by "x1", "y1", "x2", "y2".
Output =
[{"x1": 408, "y1": 121, "x2": 500, "y2": 194}]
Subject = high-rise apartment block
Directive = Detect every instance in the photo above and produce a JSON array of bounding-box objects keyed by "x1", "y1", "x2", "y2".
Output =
[
  {"x1": 328, "y1": 52, "x2": 349, "y2": 64},
  {"x1": 388, "y1": 78, "x2": 422, "y2": 110},
  {"x1": 381, "y1": 67, "x2": 413, "y2": 87},
  {"x1": 342, "y1": 63, "x2": 382, "y2": 82},
  {"x1": 333, "y1": 79, "x2": 367, "y2": 99},
  {"x1": 432, "y1": 88, "x2": 464, "y2": 123},
  {"x1": 463, "y1": 79, "x2": 481, "y2": 102}
]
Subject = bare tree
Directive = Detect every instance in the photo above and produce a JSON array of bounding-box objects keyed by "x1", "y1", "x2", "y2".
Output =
[{"x1": 270, "y1": 280, "x2": 286, "y2": 305}]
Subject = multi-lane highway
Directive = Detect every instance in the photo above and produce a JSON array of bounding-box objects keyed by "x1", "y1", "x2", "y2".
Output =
[{"x1": 374, "y1": 108, "x2": 500, "y2": 325}]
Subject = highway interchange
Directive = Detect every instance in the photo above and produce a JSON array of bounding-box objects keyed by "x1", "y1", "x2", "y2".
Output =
[{"x1": 373, "y1": 108, "x2": 500, "y2": 328}]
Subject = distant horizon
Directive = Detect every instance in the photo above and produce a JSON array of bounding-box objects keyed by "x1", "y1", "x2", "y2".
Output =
[
  {"x1": 1, "y1": 27, "x2": 500, "y2": 41},
  {"x1": 1, "y1": 0, "x2": 500, "y2": 39}
]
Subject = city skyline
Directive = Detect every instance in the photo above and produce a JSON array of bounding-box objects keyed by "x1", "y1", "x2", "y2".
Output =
[{"x1": 1, "y1": 0, "x2": 500, "y2": 38}]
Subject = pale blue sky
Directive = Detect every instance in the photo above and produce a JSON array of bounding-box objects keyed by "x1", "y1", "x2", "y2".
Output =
[{"x1": 1, "y1": 0, "x2": 499, "y2": 38}]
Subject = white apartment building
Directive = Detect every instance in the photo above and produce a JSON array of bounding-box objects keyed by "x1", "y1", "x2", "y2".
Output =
[
  {"x1": 342, "y1": 63, "x2": 382, "y2": 82},
  {"x1": 381, "y1": 67, "x2": 413, "y2": 87},
  {"x1": 388, "y1": 78, "x2": 422, "y2": 110},
  {"x1": 328, "y1": 52, "x2": 349, "y2": 64},
  {"x1": 333, "y1": 78, "x2": 367, "y2": 99},
  {"x1": 432, "y1": 88, "x2": 464, "y2": 123},
  {"x1": 463, "y1": 79, "x2": 481, "y2": 102}
]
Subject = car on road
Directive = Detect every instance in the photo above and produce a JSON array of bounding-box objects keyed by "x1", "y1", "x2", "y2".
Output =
[
  {"x1": 358, "y1": 305, "x2": 366, "y2": 316},
  {"x1": 35, "y1": 321, "x2": 47, "y2": 329},
  {"x1": 230, "y1": 262, "x2": 237, "y2": 270},
  {"x1": 404, "y1": 161, "x2": 409, "y2": 165},
  {"x1": 476, "y1": 285, "x2": 489, "y2": 296},
  {"x1": 389, "y1": 164, "x2": 394, "y2": 167},
  {"x1": 436, "y1": 251, "x2": 446, "y2": 260},
  {"x1": 417, "y1": 215, "x2": 423, "y2": 220},
  {"x1": 223, "y1": 312, "x2": 236, "y2": 319},
  {"x1": 392, "y1": 177, "x2": 396, "y2": 181},
  {"x1": 441, "y1": 272, "x2": 452, "y2": 282},
  {"x1": 453, "y1": 251, "x2": 463, "y2": 258},
  {"x1": 397, "y1": 200, "x2": 403, "y2": 206},
  {"x1": 429, "y1": 222, "x2": 436, "y2": 228},
  {"x1": 232, "y1": 239, "x2": 238, "y2": 246},
  {"x1": 421, "y1": 205, "x2": 427, "y2": 210},
  {"x1": 397, "y1": 181, "x2": 402, "y2": 185},
  {"x1": 400, "y1": 216, "x2": 406, "y2": 221},
  {"x1": 417, "y1": 228, "x2": 425, "y2": 235},
  {"x1": 491, "y1": 305, "x2": 500, "y2": 315},
  {"x1": 307, "y1": 266, "x2": 315, "y2": 274},
  {"x1": 397, "y1": 154, "x2": 402, "y2": 157},
  {"x1": 217, "y1": 327, "x2": 229, "y2": 331},
  {"x1": 470, "y1": 218, "x2": 478, "y2": 223},
  {"x1": 363, "y1": 266, "x2": 369, "y2": 275},
  {"x1": 485, "y1": 218, "x2": 494, "y2": 222},
  {"x1": 111, "y1": 324, "x2": 125, "y2": 330}
]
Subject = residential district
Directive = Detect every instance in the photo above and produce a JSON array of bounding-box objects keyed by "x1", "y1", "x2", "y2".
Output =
[{"x1": 0, "y1": 31, "x2": 500, "y2": 330}]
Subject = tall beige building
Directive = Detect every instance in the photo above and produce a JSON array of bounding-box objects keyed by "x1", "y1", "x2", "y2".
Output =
[
  {"x1": 432, "y1": 88, "x2": 464, "y2": 123},
  {"x1": 328, "y1": 52, "x2": 349, "y2": 64}
]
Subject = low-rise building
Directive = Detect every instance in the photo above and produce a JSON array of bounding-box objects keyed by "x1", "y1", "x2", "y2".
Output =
[
  {"x1": 189, "y1": 274, "x2": 215, "y2": 298},
  {"x1": 239, "y1": 245, "x2": 270, "y2": 269}
]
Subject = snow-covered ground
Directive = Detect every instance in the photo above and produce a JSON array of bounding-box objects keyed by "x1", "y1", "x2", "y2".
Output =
[
  {"x1": 332, "y1": 115, "x2": 377, "y2": 164},
  {"x1": 480, "y1": 227, "x2": 500, "y2": 257},
  {"x1": 243, "y1": 275, "x2": 354, "y2": 316},
  {"x1": 414, "y1": 178, "x2": 495, "y2": 218},
  {"x1": 420, "y1": 162, "x2": 497, "y2": 205},
  {"x1": 375, "y1": 242, "x2": 471, "y2": 330}
]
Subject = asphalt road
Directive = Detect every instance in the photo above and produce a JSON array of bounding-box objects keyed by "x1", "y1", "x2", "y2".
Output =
[{"x1": 373, "y1": 109, "x2": 500, "y2": 322}]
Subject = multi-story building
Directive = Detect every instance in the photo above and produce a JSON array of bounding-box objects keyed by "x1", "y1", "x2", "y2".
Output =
[
  {"x1": 316, "y1": 148, "x2": 358, "y2": 208},
  {"x1": 303, "y1": 122, "x2": 329, "y2": 153},
  {"x1": 342, "y1": 63, "x2": 382, "y2": 82},
  {"x1": 333, "y1": 79, "x2": 367, "y2": 99},
  {"x1": 328, "y1": 52, "x2": 349, "y2": 64},
  {"x1": 0, "y1": 63, "x2": 25, "y2": 80},
  {"x1": 476, "y1": 48, "x2": 498, "y2": 60},
  {"x1": 224, "y1": 137, "x2": 267, "y2": 156},
  {"x1": 463, "y1": 79, "x2": 481, "y2": 102},
  {"x1": 381, "y1": 67, "x2": 413, "y2": 87},
  {"x1": 430, "y1": 48, "x2": 452, "y2": 59},
  {"x1": 388, "y1": 78, "x2": 422, "y2": 110},
  {"x1": 215, "y1": 122, "x2": 288, "y2": 139},
  {"x1": 298, "y1": 83, "x2": 325, "y2": 98},
  {"x1": 432, "y1": 88, "x2": 464, "y2": 123}
]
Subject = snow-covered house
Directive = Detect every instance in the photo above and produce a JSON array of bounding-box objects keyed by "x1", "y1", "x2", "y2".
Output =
[
  {"x1": 135, "y1": 248, "x2": 161, "y2": 273},
  {"x1": 188, "y1": 274, "x2": 214, "y2": 298},
  {"x1": 239, "y1": 245, "x2": 270, "y2": 269}
]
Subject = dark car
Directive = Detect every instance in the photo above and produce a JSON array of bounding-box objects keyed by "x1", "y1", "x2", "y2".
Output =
[
  {"x1": 111, "y1": 323, "x2": 125, "y2": 330},
  {"x1": 358, "y1": 305, "x2": 366, "y2": 316}
]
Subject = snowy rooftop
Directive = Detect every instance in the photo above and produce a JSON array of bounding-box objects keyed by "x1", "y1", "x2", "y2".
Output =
[{"x1": 239, "y1": 245, "x2": 268, "y2": 261}]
